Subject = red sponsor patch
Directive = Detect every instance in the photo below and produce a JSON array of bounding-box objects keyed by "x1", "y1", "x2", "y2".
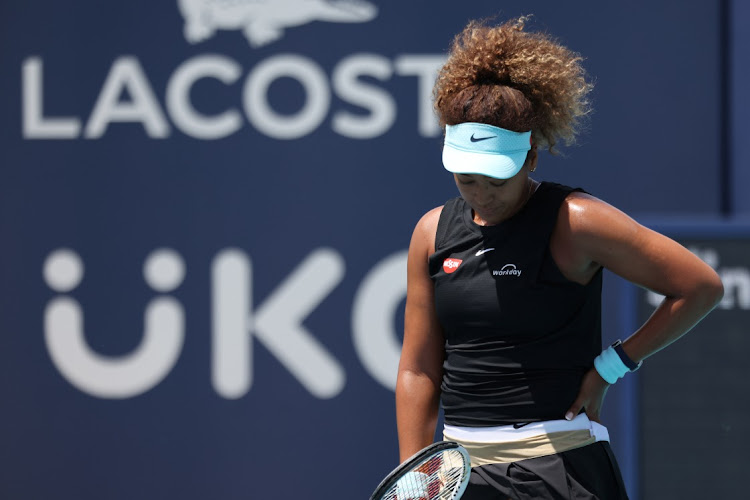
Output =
[{"x1": 443, "y1": 258, "x2": 462, "y2": 274}]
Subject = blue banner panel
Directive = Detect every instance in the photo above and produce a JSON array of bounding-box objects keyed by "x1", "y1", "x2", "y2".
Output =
[
  {"x1": 731, "y1": 0, "x2": 750, "y2": 214},
  {"x1": 635, "y1": 232, "x2": 750, "y2": 500},
  {"x1": 0, "y1": 1, "x2": 722, "y2": 498}
]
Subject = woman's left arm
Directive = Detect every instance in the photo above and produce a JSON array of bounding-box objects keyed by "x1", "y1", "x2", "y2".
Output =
[{"x1": 559, "y1": 193, "x2": 724, "y2": 420}]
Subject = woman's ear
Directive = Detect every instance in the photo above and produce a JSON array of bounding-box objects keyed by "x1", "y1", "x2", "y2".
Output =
[{"x1": 525, "y1": 145, "x2": 538, "y2": 172}]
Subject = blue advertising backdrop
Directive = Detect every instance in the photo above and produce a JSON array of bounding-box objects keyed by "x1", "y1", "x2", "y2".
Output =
[{"x1": 0, "y1": 1, "x2": 737, "y2": 499}]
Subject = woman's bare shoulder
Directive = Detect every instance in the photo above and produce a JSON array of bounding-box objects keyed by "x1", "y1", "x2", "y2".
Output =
[
  {"x1": 411, "y1": 205, "x2": 444, "y2": 256},
  {"x1": 558, "y1": 191, "x2": 639, "y2": 241},
  {"x1": 551, "y1": 191, "x2": 638, "y2": 283},
  {"x1": 417, "y1": 205, "x2": 444, "y2": 230}
]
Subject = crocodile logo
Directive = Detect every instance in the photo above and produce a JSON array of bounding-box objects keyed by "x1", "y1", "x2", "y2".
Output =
[{"x1": 178, "y1": 0, "x2": 379, "y2": 48}]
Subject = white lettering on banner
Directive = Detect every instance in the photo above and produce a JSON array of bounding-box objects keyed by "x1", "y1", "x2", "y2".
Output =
[
  {"x1": 84, "y1": 57, "x2": 171, "y2": 139},
  {"x1": 22, "y1": 58, "x2": 81, "y2": 139},
  {"x1": 21, "y1": 54, "x2": 446, "y2": 140},
  {"x1": 352, "y1": 251, "x2": 407, "y2": 390},
  {"x1": 243, "y1": 55, "x2": 330, "y2": 140},
  {"x1": 167, "y1": 55, "x2": 244, "y2": 140},
  {"x1": 646, "y1": 246, "x2": 750, "y2": 310},
  {"x1": 395, "y1": 55, "x2": 445, "y2": 137},
  {"x1": 42, "y1": 247, "x2": 406, "y2": 399},
  {"x1": 211, "y1": 248, "x2": 346, "y2": 399},
  {"x1": 332, "y1": 54, "x2": 395, "y2": 139},
  {"x1": 718, "y1": 268, "x2": 750, "y2": 309},
  {"x1": 43, "y1": 249, "x2": 185, "y2": 398}
]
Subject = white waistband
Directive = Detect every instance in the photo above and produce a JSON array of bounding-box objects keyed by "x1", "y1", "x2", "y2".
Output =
[{"x1": 443, "y1": 414, "x2": 610, "y2": 444}]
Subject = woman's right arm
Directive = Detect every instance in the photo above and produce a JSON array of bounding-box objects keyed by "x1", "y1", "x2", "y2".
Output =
[{"x1": 396, "y1": 207, "x2": 445, "y2": 462}]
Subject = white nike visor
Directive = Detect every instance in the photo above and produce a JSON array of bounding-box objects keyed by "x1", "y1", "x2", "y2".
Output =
[{"x1": 442, "y1": 122, "x2": 532, "y2": 180}]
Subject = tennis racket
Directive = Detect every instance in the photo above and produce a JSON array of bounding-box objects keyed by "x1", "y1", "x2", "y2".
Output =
[{"x1": 370, "y1": 441, "x2": 471, "y2": 500}]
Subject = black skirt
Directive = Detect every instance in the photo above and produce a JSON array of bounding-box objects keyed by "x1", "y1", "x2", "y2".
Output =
[{"x1": 462, "y1": 442, "x2": 629, "y2": 500}]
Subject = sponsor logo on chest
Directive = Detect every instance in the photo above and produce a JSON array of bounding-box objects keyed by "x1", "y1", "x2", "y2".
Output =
[
  {"x1": 442, "y1": 258, "x2": 462, "y2": 274},
  {"x1": 493, "y1": 264, "x2": 522, "y2": 277}
]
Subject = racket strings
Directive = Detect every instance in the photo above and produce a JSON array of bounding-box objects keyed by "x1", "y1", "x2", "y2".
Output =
[{"x1": 383, "y1": 449, "x2": 468, "y2": 500}]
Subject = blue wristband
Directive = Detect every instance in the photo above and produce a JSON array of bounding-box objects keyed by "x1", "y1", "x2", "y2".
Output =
[
  {"x1": 593, "y1": 341, "x2": 641, "y2": 384},
  {"x1": 611, "y1": 340, "x2": 641, "y2": 371}
]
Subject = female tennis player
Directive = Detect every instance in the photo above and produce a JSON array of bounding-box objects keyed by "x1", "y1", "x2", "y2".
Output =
[{"x1": 396, "y1": 16, "x2": 724, "y2": 499}]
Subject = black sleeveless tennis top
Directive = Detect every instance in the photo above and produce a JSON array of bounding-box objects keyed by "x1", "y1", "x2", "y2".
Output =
[{"x1": 429, "y1": 182, "x2": 603, "y2": 427}]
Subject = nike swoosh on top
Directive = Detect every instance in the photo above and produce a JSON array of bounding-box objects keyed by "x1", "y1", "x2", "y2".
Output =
[
  {"x1": 475, "y1": 248, "x2": 495, "y2": 256},
  {"x1": 470, "y1": 134, "x2": 496, "y2": 142}
]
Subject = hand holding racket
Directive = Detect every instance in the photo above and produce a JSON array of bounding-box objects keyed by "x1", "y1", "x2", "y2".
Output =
[{"x1": 370, "y1": 442, "x2": 471, "y2": 500}]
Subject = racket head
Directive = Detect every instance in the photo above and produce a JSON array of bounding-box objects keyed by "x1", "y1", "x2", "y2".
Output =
[{"x1": 370, "y1": 441, "x2": 471, "y2": 500}]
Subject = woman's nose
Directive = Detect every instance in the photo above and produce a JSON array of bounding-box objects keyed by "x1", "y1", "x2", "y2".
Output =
[{"x1": 475, "y1": 184, "x2": 494, "y2": 202}]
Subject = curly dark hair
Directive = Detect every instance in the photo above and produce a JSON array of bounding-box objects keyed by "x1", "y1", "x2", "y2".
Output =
[{"x1": 433, "y1": 16, "x2": 593, "y2": 153}]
